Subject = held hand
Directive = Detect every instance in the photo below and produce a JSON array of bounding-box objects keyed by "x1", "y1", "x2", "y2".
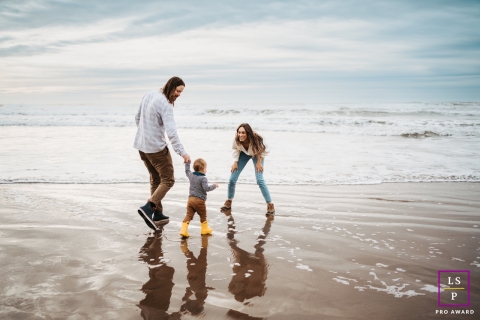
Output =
[
  {"x1": 215, "y1": 183, "x2": 219, "y2": 188},
  {"x1": 182, "y1": 153, "x2": 191, "y2": 163},
  {"x1": 231, "y1": 162, "x2": 238, "y2": 173},
  {"x1": 255, "y1": 162, "x2": 264, "y2": 173}
]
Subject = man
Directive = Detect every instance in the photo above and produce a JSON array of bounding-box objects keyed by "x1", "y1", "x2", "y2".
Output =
[{"x1": 134, "y1": 76, "x2": 190, "y2": 230}]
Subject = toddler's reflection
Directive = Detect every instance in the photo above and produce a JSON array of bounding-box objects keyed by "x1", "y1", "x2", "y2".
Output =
[{"x1": 179, "y1": 236, "x2": 213, "y2": 316}]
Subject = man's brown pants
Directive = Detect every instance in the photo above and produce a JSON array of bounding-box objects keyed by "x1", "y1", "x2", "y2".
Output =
[
  {"x1": 183, "y1": 196, "x2": 207, "y2": 223},
  {"x1": 139, "y1": 147, "x2": 175, "y2": 212}
]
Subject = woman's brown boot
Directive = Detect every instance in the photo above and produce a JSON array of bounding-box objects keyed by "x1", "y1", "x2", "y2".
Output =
[
  {"x1": 221, "y1": 199, "x2": 232, "y2": 210},
  {"x1": 267, "y1": 203, "x2": 275, "y2": 215}
]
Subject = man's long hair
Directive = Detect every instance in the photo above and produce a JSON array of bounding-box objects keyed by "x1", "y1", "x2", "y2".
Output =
[
  {"x1": 235, "y1": 123, "x2": 267, "y2": 158},
  {"x1": 161, "y1": 76, "x2": 185, "y2": 105}
]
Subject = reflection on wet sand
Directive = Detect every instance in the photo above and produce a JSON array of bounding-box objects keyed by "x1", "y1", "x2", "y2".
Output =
[
  {"x1": 137, "y1": 228, "x2": 180, "y2": 320},
  {"x1": 137, "y1": 228, "x2": 213, "y2": 319},
  {"x1": 225, "y1": 211, "x2": 273, "y2": 319},
  {"x1": 226, "y1": 213, "x2": 273, "y2": 302},
  {"x1": 179, "y1": 236, "x2": 213, "y2": 316},
  {"x1": 137, "y1": 215, "x2": 272, "y2": 319}
]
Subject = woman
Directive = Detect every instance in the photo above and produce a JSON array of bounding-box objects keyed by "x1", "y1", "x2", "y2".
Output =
[{"x1": 222, "y1": 123, "x2": 275, "y2": 214}]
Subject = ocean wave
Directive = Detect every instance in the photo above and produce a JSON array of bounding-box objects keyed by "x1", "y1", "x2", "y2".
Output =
[
  {"x1": 400, "y1": 131, "x2": 450, "y2": 138},
  {"x1": 1, "y1": 122, "x2": 479, "y2": 137},
  {"x1": 2, "y1": 103, "x2": 480, "y2": 137},
  {"x1": 194, "y1": 102, "x2": 480, "y2": 117}
]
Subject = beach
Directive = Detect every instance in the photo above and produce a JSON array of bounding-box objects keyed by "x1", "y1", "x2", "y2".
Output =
[{"x1": 1, "y1": 182, "x2": 479, "y2": 319}]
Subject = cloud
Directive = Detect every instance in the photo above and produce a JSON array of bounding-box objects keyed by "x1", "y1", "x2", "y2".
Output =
[{"x1": 0, "y1": 0, "x2": 479, "y2": 103}]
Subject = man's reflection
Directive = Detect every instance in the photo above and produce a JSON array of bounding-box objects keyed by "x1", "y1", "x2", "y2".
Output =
[
  {"x1": 137, "y1": 228, "x2": 178, "y2": 320},
  {"x1": 179, "y1": 236, "x2": 213, "y2": 316},
  {"x1": 226, "y1": 212, "x2": 273, "y2": 302}
]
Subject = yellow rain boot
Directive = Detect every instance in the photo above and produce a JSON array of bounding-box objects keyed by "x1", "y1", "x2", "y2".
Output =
[
  {"x1": 180, "y1": 221, "x2": 190, "y2": 237},
  {"x1": 201, "y1": 221, "x2": 213, "y2": 235}
]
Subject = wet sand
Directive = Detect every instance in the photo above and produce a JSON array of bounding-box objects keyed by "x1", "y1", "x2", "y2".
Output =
[{"x1": 0, "y1": 182, "x2": 479, "y2": 319}]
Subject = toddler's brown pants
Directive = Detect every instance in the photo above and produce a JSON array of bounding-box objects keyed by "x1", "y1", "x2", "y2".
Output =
[{"x1": 183, "y1": 196, "x2": 207, "y2": 223}]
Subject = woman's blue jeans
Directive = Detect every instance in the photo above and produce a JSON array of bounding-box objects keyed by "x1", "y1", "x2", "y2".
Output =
[{"x1": 228, "y1": 152, "x2": 272, "y2": 203}]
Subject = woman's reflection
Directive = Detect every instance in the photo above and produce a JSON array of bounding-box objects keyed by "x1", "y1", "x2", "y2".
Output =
[
  {"x1": 226, "y1": 212, "x2": 273, "y2": 302},
  {"x1": 179, "y1": 236, "x2": 213, "y2": 316},
  {"x1": 137, "y1": 228, "x2": 178, "y2": 320}
]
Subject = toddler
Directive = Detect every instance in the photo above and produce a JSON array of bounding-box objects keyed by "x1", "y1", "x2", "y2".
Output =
[{"x1": 180, "y1": 158, "x2": 218, "y2": 237}]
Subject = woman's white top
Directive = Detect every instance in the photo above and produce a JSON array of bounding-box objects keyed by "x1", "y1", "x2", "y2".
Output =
[{"x1": 231, "y1": 138, "x2": 268, "y2": 160}]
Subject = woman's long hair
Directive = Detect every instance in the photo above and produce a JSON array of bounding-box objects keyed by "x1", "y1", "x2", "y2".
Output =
[
  {"x1": 235, "y1": 123, "x2": 267, "y2": 157},
  {"x1": 161, "y1": 76, "x2": 185, "y2": 105}
]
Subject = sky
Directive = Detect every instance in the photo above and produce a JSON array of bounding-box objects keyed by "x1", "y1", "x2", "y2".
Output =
[{"x1": 1, "y1": 0, "x2": 479, "y2": 104}]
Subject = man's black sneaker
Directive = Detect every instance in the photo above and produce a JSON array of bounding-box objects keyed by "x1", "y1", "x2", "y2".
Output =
[
  {"x1": 153, "y1": 211, "x2": 170, "y2": 225},
  {"x1": 138, "y1": 202, "x2": 158, "y2": 230}
]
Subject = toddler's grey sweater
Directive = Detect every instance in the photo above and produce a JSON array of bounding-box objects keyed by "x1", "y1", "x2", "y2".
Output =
[{"x1": 185, "y1": 162, "x2": 216, "y2": 200}]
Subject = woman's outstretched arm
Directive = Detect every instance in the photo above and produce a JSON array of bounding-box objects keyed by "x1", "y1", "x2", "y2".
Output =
[
  {"x1": 231, "y1": 161, "x2": 238, "y2": 173},
  {"x1": 255, "y1": 156, "x2": 264, "y2": 173}
]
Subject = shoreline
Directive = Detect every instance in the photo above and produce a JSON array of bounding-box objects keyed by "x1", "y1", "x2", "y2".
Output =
[
  {"x1": 1, "y1": 180, "x2": 479, "y2": 185},
  {"x1": 1, "y1": 182, "x2": 479, "y2": 319}
]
